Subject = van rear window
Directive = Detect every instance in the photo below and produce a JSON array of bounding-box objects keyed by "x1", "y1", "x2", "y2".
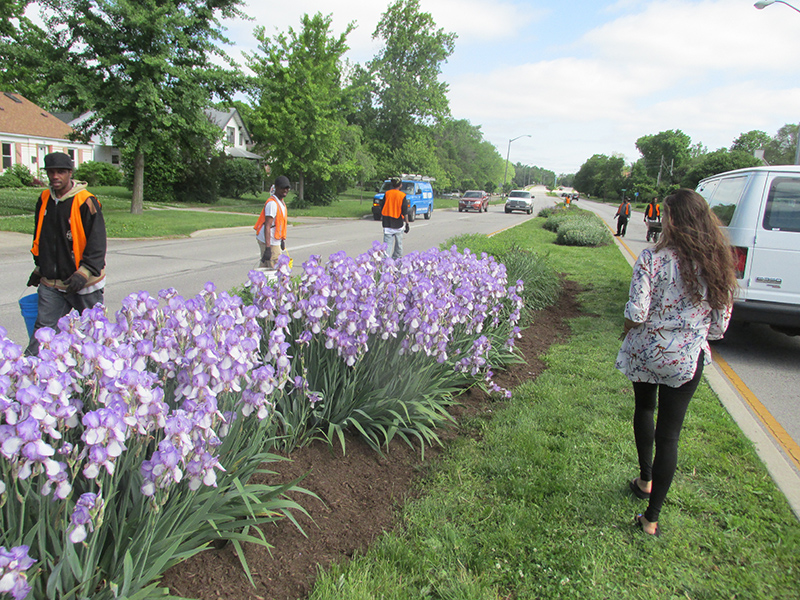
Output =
[
  {"x1": 706, "y1": 176, "x2": 748, "y2": 226},
  {"x1": 763, "y1": 177, "x2": 800, "y2": 233}
]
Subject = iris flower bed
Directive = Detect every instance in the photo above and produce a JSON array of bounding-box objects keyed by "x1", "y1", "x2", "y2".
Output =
[{"x1": 0, "y1": 242, "x2": 524, "y2": 599}]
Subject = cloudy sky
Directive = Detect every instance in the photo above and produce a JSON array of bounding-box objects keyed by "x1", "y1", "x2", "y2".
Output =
[{"x1": 220, "y1": 0, "x2": 800, "y2": 175}]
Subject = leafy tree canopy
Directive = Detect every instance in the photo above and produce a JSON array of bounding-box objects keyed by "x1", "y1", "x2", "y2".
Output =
[
  {"x1": 730, "y1": 130, "x2": 771, "y2": 155},
  {"x1": 247, "y1": 12, "x2": 361, "y2": 204},
  {"x1": 682, "y1": 148, "x2": 763, "y2": 189},
  {"x1": 367, "y1": 0, "x2": 456, "y2": 154},
  {"x1": 32, "y1": 0, "x2": 247, "y2": 212},
  {"x1": 635, "y1": 129, "x2": 692, "y2": 184}
]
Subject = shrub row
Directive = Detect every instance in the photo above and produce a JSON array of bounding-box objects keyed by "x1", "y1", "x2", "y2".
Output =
[{"x1": 542, "y1": 208, "x2": 613, "y2": 247}]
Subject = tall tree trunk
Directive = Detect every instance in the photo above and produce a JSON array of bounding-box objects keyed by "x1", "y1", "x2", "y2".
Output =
[
  {"x1": 131, "y1": 151, "x2": 144, "y2": 214},
  {"x1": 298, "y1": 173, "x2": 304, "y2": 202}
]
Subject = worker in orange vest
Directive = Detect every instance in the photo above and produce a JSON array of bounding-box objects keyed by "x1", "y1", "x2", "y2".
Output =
[
  {"x1": 615, "y1": 197, "x2": 632, "y2": 237},
  {"x1": 254, "y1": 175, "x2": 290, "y2": 269},
  {"x1": 27, "y1": 152, "x2": 106, "y2": 355},
  {"x1": 379, "y1": 177, "x2": 410, "y2": 259}
]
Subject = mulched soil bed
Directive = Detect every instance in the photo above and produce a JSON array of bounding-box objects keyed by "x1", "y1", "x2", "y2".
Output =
[{"x1": 162, "y1": 280, "x2": 582, "y2": 600}]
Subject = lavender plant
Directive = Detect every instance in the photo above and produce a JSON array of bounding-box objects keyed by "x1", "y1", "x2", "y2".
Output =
[
  {"x1": 1, "y1": 243, "x2": 527, "y2": 599},
  {"x1": 0, "y1": 285, "x2": 306, "y2": 599},
  {"x1": 247, "y1": 243, "x2": 525, "y2": 454}
]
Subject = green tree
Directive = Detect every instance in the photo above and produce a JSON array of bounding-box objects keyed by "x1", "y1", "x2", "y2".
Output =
[
  {"x1": 635, "y1": 129, "x2": 692, "y2": 185},
  {"x1": 730, "y1": 130, "x2": 771, "y2": 155},
  {"x1": 765, "y1": 124, "x2": 799, "y2": 166},
  {"x1": 35, "y1": 0, "x2": 245, "y2": 213},
  {"x1": 433, "y1": 119, "x2": 505, "y2": 191},
  {"x1": 573, "y1": 154, "x2": 625, "y2": 199},
  {"x1": 682, "y1": 148, "x2": 762, "y2": 189},
  {"x1": 247, "y1": 13, "x2": 359, "y2": 203},
  {"x1": 367, "y1": 0, "x2": 456, "y2": 176},
  {"x1": 0, "y1": 2, "x2": 55, "y2": 105}
]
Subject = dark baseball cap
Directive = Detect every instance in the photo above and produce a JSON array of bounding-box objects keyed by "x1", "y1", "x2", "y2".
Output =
[
  {"x1": 274, "y1": 175, "x2": 291, "y2": 189},
  {"x1": 44, "y1": 152, "x2": 74, "y2": 170}
]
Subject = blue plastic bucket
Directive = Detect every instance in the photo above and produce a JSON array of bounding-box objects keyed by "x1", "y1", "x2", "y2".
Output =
[{"x1": 19, "y1": 293, "x2": 38, "y2": 338}]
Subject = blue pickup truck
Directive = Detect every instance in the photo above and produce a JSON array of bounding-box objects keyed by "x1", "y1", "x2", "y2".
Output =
[{"x1": 372, "y1": 178, "x2": 435, "y2": 222}]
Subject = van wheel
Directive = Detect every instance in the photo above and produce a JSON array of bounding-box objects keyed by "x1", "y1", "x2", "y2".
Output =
[
  {"x1": 424, "y1": 205, "x2": 432, "y2": 220},
  {"x1": 408, "y1": 210, "x2": 416, "y2": 222}
]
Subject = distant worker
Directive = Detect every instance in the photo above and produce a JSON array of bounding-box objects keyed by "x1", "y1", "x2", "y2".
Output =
[
  {"x1": 26, "y1": 152, "x2": 107, "y2": 355},
  {"x1": 254, "y1": 175, "x2": 290, "y2": 269},
  {"x1": 379, "y1": 177, "x2": 409, "y2": 259},
  {"x1": 644, "y1": 198, "x2": 662, "y2": 242},
  {"x1": 615, "y1": 197, "x2": 632, "y2": 237}
]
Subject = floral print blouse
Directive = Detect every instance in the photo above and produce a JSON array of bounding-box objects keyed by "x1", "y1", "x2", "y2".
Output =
[{"x1": 616, "y1": 247, "x2": 732, "y2": 387}]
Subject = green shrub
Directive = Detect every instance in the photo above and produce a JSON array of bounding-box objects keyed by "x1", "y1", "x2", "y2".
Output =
[
  {"x1": 8, "y1": 163, "x2": 35, "y2": 186},
  {"x1": 218, "y1": 157, "x2": 263, "y2": 199},
  {"x1": 495, "y1": 244, "x2": 561, "y2": 321},
  {"x1": 74, "y1": 160, "x2": 123, "y2": 186},
  {"x1": 542, "y1": 210, "x2": 579, "y2": 232},
  {"x1": 555, "y1": 220, "x2": 612, "y2": 247},
  {"x1": 0, "y1": 172, "x2": 23, "y2": 188}
]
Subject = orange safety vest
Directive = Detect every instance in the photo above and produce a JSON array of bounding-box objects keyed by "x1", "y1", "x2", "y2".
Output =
[
  {"x1": 618, "y1": 202, "x2": 630, "y2": 217},
  {"x1": 382, "y1": 189, "x2": 406, "y2": 219},
  {"x1": 645, "y1": 204, "x2": 660, "y2": 219},
  {"x1": 253, "y1": 196, "x2": 287, "y2": 241},
  {"x1": 31, "y1": 189, "x2": 99, "y2": 268}
]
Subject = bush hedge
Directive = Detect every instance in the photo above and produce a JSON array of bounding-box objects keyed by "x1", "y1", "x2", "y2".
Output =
[{"x1": 74, "y1": 161, "x2": 123, "y2": 187}]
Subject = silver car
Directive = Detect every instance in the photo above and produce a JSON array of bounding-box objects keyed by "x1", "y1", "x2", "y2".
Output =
[{"x1": 505, "y1": 190, "x2": 533, "y2": 214}]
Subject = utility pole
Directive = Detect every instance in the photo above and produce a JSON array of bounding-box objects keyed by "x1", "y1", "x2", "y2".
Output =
[{"x1": 656, "y1": 154, "x2": 664, "y2": 187}]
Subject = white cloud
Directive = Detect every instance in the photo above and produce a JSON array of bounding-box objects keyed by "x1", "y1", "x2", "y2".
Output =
[{"x1": 448, "y1": 0, "x2": 800, "y2": 173}]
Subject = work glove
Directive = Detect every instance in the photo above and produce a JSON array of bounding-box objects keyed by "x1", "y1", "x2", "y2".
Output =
[
  {"x1": 261, "y1": 247, "x2": 272, "y2": 264},
  {"x1": 64, "y1": 271, "x2": 88, "y2": 294},
  {"x1": 404, "y1": 221, "x2": 410, "y2": 234},
  {"x1": 27, "y1": 271, "x2": 41, "y2": 287}
]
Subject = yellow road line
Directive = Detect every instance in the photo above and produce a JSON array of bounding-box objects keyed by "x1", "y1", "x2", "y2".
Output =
[{"x1": 712, "y1": 349, "x2": 800, "y2": 470}]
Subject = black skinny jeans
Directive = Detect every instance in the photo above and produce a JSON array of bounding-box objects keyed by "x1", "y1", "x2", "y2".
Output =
[{"x1": 633, "y1": 352, "x2": 704, "y2": 523}]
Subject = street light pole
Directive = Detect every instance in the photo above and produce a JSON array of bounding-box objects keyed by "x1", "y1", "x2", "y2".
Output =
[
  {"x1": 502, "y1": 134, "x2": 531, "y2": 196},
  {"x1": 754, "y1": 0, "x2": 800, "y2": 12},
  {"x1": 755, "y1": 0, "x2": 800, "y2": 164}
]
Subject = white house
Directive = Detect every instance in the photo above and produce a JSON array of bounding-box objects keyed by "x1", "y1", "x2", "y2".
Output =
[
  {"x1": 204, "y1": 108, "x2": 262, "y2": 160},
  {"x1": 0, "y1": 92, "x2": 94, "y2": 175}
]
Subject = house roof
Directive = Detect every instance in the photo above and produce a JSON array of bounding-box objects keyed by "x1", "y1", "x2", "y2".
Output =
[
  {"x1": 205, "y1": 108, "x2": 237, "y2": 129},
  {"x1": 0, "y1": 92, "x2": 74, "y2": 140},
  {"x1": 227, "y1": 146, "x2": 263, "y2": 159}
]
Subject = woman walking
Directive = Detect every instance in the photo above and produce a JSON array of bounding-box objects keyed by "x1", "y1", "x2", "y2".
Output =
[{"x1": 616, "y1": 189, "x2": 737, "y2": 536}]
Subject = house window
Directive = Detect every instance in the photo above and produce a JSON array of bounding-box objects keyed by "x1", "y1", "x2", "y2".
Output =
[
  {"x1": 111, "y1": 155, "x2": 120, "y2": 165},
  {"x1": 2, "y1": 143, "x2": 11, "y2": 170},
  {"x1": 227, "y1": 126, "x2": 235, "y2": 145},
  {"x1": 67, "y1": 149, "x2": 75, "y2": 161}
]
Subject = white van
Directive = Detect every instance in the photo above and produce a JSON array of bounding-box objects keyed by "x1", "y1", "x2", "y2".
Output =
[{"x1": 696, "y1": 166, "x2": 800, "y2": 335}]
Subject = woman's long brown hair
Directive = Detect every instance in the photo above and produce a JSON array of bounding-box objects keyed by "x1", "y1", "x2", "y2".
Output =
[{"x1": 655, "y1": 189, "x2": 738, "y2": 310}]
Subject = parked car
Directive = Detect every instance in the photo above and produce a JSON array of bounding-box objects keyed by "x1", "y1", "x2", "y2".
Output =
[
  {"x1": 372, "y1": 178, "x2": 435, "y2": 222},
  {"x1": 696, "y1": 165, "x2": 800, "y2": 335},
  {"x1": 459, "y1": 190, "x2": 489, "y2": 212},
  {"x1": 505, "y1": 189, "x2": 534, "y2": 214}
]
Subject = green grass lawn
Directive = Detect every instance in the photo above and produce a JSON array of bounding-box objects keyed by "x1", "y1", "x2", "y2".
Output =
[{"x1": 306, "y1": 217, "x2": 800, "y2": 600}]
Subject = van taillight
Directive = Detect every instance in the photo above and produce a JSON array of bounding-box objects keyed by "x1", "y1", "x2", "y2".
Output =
[{"x1": 733, "y1": 246, "x2": 747, "y2": 279}]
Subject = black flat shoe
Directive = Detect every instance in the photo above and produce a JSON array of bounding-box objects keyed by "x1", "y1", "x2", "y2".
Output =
[
  {"x1": 635, "y1": 514, "x2": 660, "y2": 537},
  {"x1": 629, "y1": 477, "x2": 650, "y2": 499}
]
